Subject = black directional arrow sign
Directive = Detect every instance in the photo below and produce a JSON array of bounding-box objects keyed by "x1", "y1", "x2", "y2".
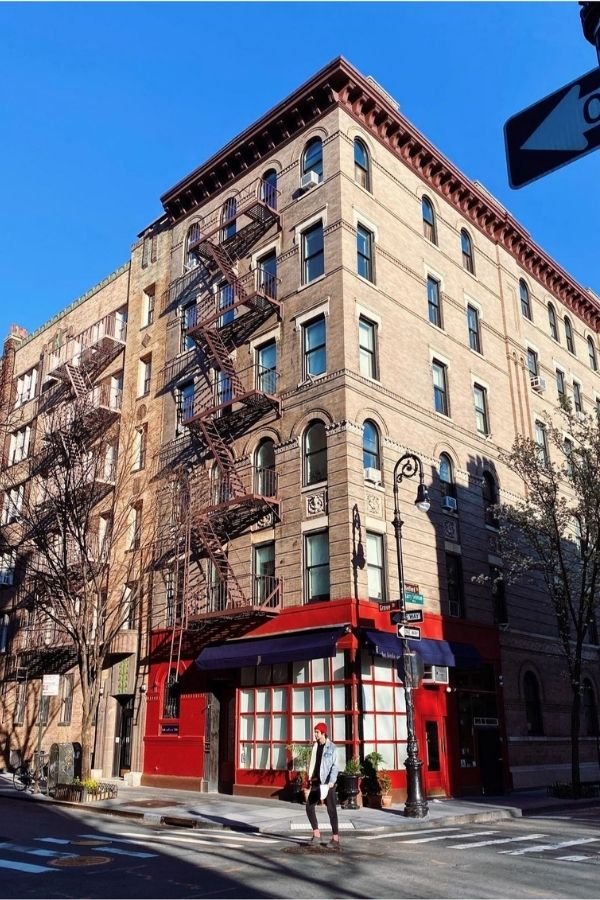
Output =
[{"x1": 505, "y1": 67, "x2": 600, "y2": 188}]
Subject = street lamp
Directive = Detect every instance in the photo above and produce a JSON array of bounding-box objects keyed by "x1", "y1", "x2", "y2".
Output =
[{"x1": 392, "y1": 451, "x2": 430, "y2": 818}]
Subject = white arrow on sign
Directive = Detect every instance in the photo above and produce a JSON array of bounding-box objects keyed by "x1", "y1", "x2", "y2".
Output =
[{"x1": 522, "y1": 83, "x2": 600, "y2": 152}]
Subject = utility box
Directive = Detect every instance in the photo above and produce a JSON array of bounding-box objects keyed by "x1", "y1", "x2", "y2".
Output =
[{"x1": 48, "y1": 742, "x2": 82, "y2": 791}]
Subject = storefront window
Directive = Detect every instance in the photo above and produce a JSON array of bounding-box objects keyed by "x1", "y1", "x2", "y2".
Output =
[
  {"x1": 359, "y1": 652, "x2": 407, "y2": 769},
  {"x1": 454, "y1": 664, "x2": 498, "y2": 769}
]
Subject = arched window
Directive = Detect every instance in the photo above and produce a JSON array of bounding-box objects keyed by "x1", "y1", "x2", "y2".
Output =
[
  {"x1": 163, "y1": 668, "x2": 180, "y2": 720},
  {"x1": 354, "y1": 138, "x2": 370, "y2": 191},
  {"x1": 519, "y1": 279, "x2": 532, "y2": 320},
  {"x1": 422, "y1": 196, "x2": 437, "y2": 244},
  {"x1": 460, "y1": 230, "x2": 475, "y2": 274},
  {"x1": 564, "y1": 316, "x2": 575, "y2": 354},
  {"x1": 588, "y1": 336, "x2": 598, "y2": 371},
  {"x1": 302, "y1": 138, "x2": 323, "y2": 181},
  {"x1": 221, "y1": 197, "x2": 237, "y2": 241},
  {"x1": 261, "y1": 168, "x2": 278, "y2": 209},
  {"x1": 256, "y1": 438, "x2": 276, "y2": 497},
  {"x1": 303, "y1": 420, "x2": 327, "y2": 485},
  {"x1": 363, "y1": 420, "x2": 381, "y2": 472},
  {"x1": 524, "y1": 671, "x2": 544, "y2": 736},
  {"x1": 548, "y1": 303, "x2": 559, "y2": 342},
  {"x1": 583, "y1": 679, "x2": 599, "y2": 736},
  {"x1": 438, "y1": 453, "x2": 456, "y2": 499},
  {"x1": 482, "y1": 472, "x2": 499, "y2": 527},
  {"x1": 184, "y1": 223, "x2": 202, "y2": 271}
]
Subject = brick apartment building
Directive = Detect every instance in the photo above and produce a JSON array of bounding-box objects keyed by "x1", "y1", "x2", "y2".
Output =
[{"x1": 1, "y1": 57, "x2": 599, "y2": 797}]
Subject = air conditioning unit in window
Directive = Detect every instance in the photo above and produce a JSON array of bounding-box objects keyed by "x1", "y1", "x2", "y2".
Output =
[
  {"x1": 441, "y1": 496, "x2": 458, "y2": 512},
  {"x1": 300, "y1": 171, "x2": 320, "y2": 191},
  {"x1": 364, "y1": 467, "x2": 382, "y2": 485},
  {"x1": 423, "y1": 665, "x2": 449, "y2": 685},
  {"x1": 530, "y1": 375, "x2": 546, "y2": 393},
  {"x1": 576, "y1": 410, "x2": 586, "y2": 421}
]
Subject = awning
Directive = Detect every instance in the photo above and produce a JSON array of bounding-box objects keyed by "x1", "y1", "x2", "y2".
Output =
[
  {"x1": 362, "y1": 630, "x2": 481, "y2": 668},
  {"x1": 196, "y1": 627, "x2": 346, "y2": 671}
]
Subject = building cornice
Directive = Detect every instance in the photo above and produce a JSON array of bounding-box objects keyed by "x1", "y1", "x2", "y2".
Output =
[{"x1": 161, "y1": 57, "x2": 600, "y2": 330}]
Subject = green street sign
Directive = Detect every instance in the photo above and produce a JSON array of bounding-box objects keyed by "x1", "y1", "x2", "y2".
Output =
[{"x1": 404, "y1": 591, "x2": 424, "y2": 606}]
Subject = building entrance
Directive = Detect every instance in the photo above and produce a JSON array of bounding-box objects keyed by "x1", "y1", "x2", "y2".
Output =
[{"x1": 112, "y1": 696, "x2": 133, "y2": 777}]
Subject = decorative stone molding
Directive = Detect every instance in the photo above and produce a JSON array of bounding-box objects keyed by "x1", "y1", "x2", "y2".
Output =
[
  {"x1": 325, "y1": 420, "x2": 363, "y2": 437},
  {"x1": 366, "y1": 491, "x2": 383, "y2": 517},
  {"x1": 306, "y1": 490, "x2": 328, "y2": 516},
  {"x1": 274, "y1": 437, "x2": 299, "y2": 455},
  {"x1": 443, "y1": 518, "x2": 459, "y2": 542}
]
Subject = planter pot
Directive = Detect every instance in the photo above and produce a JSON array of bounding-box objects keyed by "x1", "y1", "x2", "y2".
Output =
[
  {"x1": 381, "y1": 792, "x2": 393, "y2": 808},
  {"x1": 367, "y1": 792, "x2": 383, "y2": 809},
  {"x1": 54, "y1": 782, "x2": 119, "y2": 803},
  {"x1": 338, "y1": 773, "x2": 361, "y2": 810}
]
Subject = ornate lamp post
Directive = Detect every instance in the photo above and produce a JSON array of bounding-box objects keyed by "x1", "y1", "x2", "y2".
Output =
[{"x1": 392, "y1": 452, "x2": 430, "y2": 818}]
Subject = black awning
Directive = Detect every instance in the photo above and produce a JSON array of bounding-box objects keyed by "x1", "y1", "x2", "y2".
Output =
[
  {"x1": 196, "y1": 627, "x2": 346, "y2": 671},
  {"x1": 363, "y1": 630, "x2": 481, "y2": 668}
]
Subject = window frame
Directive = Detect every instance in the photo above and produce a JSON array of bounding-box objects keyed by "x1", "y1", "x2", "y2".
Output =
[
  {"x1": 438, "y1": 453, "x2": 456, "y2": 499},
  {"x1": 59, "y1": 673, "x2": 74, "y2": 725},
  {"x1": 432, "y1": 359, "x2": 449, "y2": 416},
  {"x1": 548, "y1": 303, "x2": 559, "y2": 342},
  {"x1": 354, "y1": 138, "x2": 371, "y2": 191},
  {"x1": 302, "y1": 315, "x2": 326, "y2": 379},
  {"x1": 460, "y1": 229, "x2": 475, "y2": 274},
  {"x1": 358, "y1": 316, "x2": 378, "y2": 379},
  {"x1": 573, "y1": 380, "x2": 583, "y2": 414},
  {"x1": 301, "y1": 220, "x2": 325, "y2": 285},
  {"x1": 362, "y1": 420, "x2": 381, "y2": 471},
  {"x1": 427, "y1": 275, "x2": 442, "y2": 328},
  {"x1": 302, "y1": 137, "x2": 323, "y2": 182},
  {"x1": 524, "y1": 671, "x2": 544, "y2": 736},
  {"x1": 564, "y1": 316, "x2": 575, "y2": 354},
  {"x1": 526, "y1": 347, "x2": 539, "y2": 378},
  {"x1": 588, "y1": 336, "x2": 598, "y2": 372},
  {"x1": 303, "y1": 420, "x2": 328, "y2": 486},
  {"x1": 356, "y1": 223, "x2": 374, "y2": 282},
  {"x1": 446, "y1": 553, "x2": 465, "y2": 618},
  {"x1": 519, "y1": 279, "x2": 532, "y2": 320},
  {"x1": 473, "y1": 383, "x2": 490, "y2": 435},
  {"x1": 304, "y1": 530, "x2": 330, "y2": 604},
  {"x1": 482, "y1": 472, "x2": 499, "y2": 527},
  {"x1": 366, "y1": 531, "x2": 386, "y2": 601},
  {"x1": 535, "y1": 420, "x2": 549, "y2": 467},
  {"x1": 422, "y1": 196, "x2": 437, "y2": 245},
  {"x1": 256, "y1": 339, "x2": 277, "y2": 395},
  {"x1": 556, "y1": 369, "x2": 567, "y2": 404},
  {"x1": 467, "y1": 304, "x2": 482, "y2": 353}
]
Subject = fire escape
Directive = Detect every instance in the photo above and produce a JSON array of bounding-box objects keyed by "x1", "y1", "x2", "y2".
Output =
[{"x1": 159, "y1": 177, "x2": 283, "y2": 628}]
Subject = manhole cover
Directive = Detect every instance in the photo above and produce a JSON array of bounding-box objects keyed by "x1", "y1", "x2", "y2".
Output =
[
  {"x1": 50, "y1": 856, "x2": 112, "y2": 868},
  {"x1": 124, "y1": 799, "x2": 183, "y2": 809},
  {"x1": 71, "y1": 840, "x2": 106, "y2": 847}
]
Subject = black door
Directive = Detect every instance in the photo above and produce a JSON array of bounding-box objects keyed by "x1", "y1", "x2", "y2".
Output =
[
  {"x1": 218, "y1": 687, "x2": 235, "y2": 794},
  {"x1": 112, "y1": 697, "x2": 134, "y2": 777},
  {"x1": 476, "y1": 728, "x2": 504, "y2": 795}
]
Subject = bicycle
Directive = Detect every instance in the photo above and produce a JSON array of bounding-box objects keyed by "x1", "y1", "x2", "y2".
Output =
[{"x1": 13, "y1": 750, "x2": 49, "y2": 794}]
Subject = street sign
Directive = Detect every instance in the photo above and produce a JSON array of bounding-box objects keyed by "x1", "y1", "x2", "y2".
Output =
[
  {"x1": 404, "y1": 609, "x2": 424, "y2": 624},
  {"x1": 397, "y1": 624, "x2": 421, "y2": 640},
  {"x1": 404, "y1": 591, "x2": 424, "y2": 606},
  {"x1": 378, "y1": 601, "x2": 400, "y2": 612},
  {"x1": 42, "y1": 674, "x2": 60, "y2": 696},
  {"x1": 404, "y1": 582, "x2": 419, "y2": 594},
  {"x1": 505, "y1": 67, "x2": 600, "y2": 188}
]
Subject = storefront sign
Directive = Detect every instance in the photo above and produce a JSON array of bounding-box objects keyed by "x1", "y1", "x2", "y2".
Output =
[
  {"x1": 161, "y1": 724, "x2": 179, "y2": 734},
  {"x1": 42, "y1": 674, "x2": 60, "y2": 696}
]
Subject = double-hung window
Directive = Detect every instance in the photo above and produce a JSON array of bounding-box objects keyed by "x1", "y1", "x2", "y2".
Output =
[
  {"x1": 548, "y1": 303, "x2": 559, "y2": 341},
  {"x1": 302, "y1": 221, "x2": 324, "y2": 284},
  {"x1": 253, "y1": 542, "x2": 275, "y2": 606},
  {"x1": 14, "y1": 368, "x2": 37, "y2": 408},
  {"x1": 588, "y1": 337, "x2": 598, "y2": 371},
  {"x1": 535, "y1": 421, "x2": 549, "y2": 466},
  {"x1": 181, "y1": 303, "x2": 196, "y2": 352},
  {"x1": 138, "y1": 355, "x2": 152, "y2": 397},
  {"x1": 461, "y1": 230, "x2": 475, "y2": 274},
  {"x1": 527, "y1": 348, "x2": 539, "y2": 379},
  {"x1": 177, "y1": 380, "x2": 195, "y2": 432},
  {"x1": 427, "y1": 276, "x2": 442, "y2": 328},
  {"x1": 565, "y1": 317, "x2": 575, "y2": 354},
  {"x1": 446, "y1": 553, "x2": 465, "y2": 617},
  {"x1": 59, "y1": 674, "x2": 74, "y2": 725},
  {"x1": 573, "y1": 381, "x2": 583, "y2": 414},
  {"x1": 303, "y1": 315, "x2": 326, "y2": 378},
  {"x1": 358, "y1": 317, "x2": 377, "y2": 379},
  {"x1": 473, "y1": 384, "x2": 490, "y2": 435},
  {"x1": 432, "y1": 360, "x2": 449, "y2": 416},
  {"x1": 556, "y1": 369, "x2": 567, "y2": 405},
  {"x1": 467, "y1": 305, "x2": 481, "y2": 353},
  {"x1": 305, "y1": 531, "x2": 330, "y2": 603},
  {"x1": 1, "y1": 485, "x2": 24, "y2": 525},
  {"x1": 366, "y1": 532, "x2": 385, "y2": 601},
  {"x1": 257, "y1": 340, "x2": 277, "y2": 395},
  {"x1": 9, "y1": 426, "x2": 31, "y2": 465},
  {"x1": 356, "y1": 224, "x2": 374, "y2": 282},
  {"x1": 134, "y1": 424, "x2": 148, "y2": 471},
  {"x1": 520, "y1": 280, "x2": 532, "y2": 320},
  {"x1": 142, "y1": 286, "x2": 155, "y2": 327}
]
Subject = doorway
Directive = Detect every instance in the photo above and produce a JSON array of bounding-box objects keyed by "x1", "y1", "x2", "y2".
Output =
[
  {"x1": 476, "y1": 727, "x2": 504, "y2": 795},
  {"x1": 422, "y1": 717, "x2": 449, "y2": 796},
  {"x1": 218, "y1": 687, "x2": 235, "y2": 793},
  {"x1": 112, "y1": 696, "x2": 134, "y2": 777}
]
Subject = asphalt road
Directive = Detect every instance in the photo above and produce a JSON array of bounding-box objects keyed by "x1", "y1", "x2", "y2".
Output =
[{"x1": 2, "y1": 801, "x2": 600, "y2": 898}]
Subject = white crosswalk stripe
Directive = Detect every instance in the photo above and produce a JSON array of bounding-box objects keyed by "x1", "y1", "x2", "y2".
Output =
[
  {"x1": 499, "y1": 837, "x2": 600, "y2": 856},
  {"x1": 448, "y1": 834, "x2": 546, "y2": 850},
  {"x1": 114, "y1": 829, "x2": 282, "y2": 845},
  {"x1": 357, "y1": 827, "x2": 460, "y2": 842},
  {"x1": 403, "y1": 831, "x2": 498, "y2": 844}
]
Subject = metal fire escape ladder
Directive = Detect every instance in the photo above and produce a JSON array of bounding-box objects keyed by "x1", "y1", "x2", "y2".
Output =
[{"x1": 65, "y1": 364, "x2": 93, "y2": 399}]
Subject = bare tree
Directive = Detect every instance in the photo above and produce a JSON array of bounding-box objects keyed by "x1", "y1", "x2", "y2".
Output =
[
  {"x1": 4, "y1": 392, "x2": 149, "y2": 779},
  {"x1": 494, "y1": 408, "x2": 600, "y2": 795}
]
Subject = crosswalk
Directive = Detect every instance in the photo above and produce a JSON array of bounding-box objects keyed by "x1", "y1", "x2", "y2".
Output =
[
  {"x1": 0, "y1": 828, "x2": 283, "y2": 874},
  {"x1": 357, "y1": 826, "x2": 600, "y2": 863}
]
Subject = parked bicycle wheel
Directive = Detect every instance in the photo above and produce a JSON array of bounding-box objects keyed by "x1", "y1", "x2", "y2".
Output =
[
  {"x1": 13, "y1": 764, "x2": 32, "y2": 791},
  {"x1": 38, "y1": 764, "x2": 48, "y2": 794}
]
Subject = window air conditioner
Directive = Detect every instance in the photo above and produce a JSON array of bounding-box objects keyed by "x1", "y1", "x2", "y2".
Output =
[
  {"x1": 576, "y1": 410, "x2": 586, "y2": 421},
  {"x1": 423, "y1": 665, "x2": 449, "y2": 684},
  {"x1": 441, "y1": 496, "x2": 458, "y2": 512},
  {"x1": 300, "y1": 171, "x2": 320, "y2": 191},
  {"x1": 364, "y1": 467, "x2": 382, "y2": 485},
  {"x1": 530, "y1": 375, "x2": 546, "y2": 392}
]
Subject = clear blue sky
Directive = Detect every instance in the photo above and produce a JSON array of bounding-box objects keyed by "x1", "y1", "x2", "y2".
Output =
[{"x1": 1, "y1": 2, "x2": 599, "y2": 342}]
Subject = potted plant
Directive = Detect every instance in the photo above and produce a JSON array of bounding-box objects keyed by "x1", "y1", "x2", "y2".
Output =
[
  {"x1": 286, "y1": 743, "x2": 313, "y2": 803},
  {"x1": 338, "y1": 756, "x2": 362, "y2": 809},
  {"x1": 376, "y1": 770, "x2": 393, "y2": 808},
  {"x1": 363, "y1": 751, "x2": 391, "y2": 809}
]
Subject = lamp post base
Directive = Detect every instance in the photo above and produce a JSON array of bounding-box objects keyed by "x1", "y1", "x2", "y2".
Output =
[{"x1": 403, "y1": 756, "x2": 429, "y2": 818}]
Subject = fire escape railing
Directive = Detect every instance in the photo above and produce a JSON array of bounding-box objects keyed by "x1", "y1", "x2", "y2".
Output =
[{"x1": 46, "y1": 312, "x2": 127, "y2": 381}]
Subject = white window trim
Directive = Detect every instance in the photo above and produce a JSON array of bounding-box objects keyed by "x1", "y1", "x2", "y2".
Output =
[
  {"x1": 293, "y1": 298, "x2": 330, "y2": 331},
  {"x1": 250, "y1": 239, "x2": 281, "y2": 268},
  {"x1": 464, "y1": 294, "x2": 483, "y2": 317},
  {"x1": 428, "y1": 348, "x2": 451, "y2": 368},
  {"x1": 424, "y1": 265, "x2": 445, "y2": 289},
  {"x1": 365, "y1": 517, "x2": 387, "y2": 534},
  {"x1": 301, "y1": 516, "x2": 329, "y2": 532},
  {"x1": 354, "y1": 301, "x2": 382, "y2": 327},
  {"x1": 352, "y1": 209, "x2": 379, "y2": 241},
  {"x1": 470, "y1": 374, "x2": 490, "y2": 391},
  {"x1": 249, "y1": 326, "x2": 280, "y2": 354},
  {"x1": 294, "y1": 207, "x2": 328, "y2": 244}
]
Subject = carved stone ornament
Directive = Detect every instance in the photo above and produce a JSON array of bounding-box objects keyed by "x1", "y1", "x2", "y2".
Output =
[
  {"x1": 443, "y1": 518, "x2": 458, "y2": 542},
  {"x1": 253, "y1": 513, "x2": 274, "y2": 530},
  {"x1": 366, "y1": 492, "x2": 382, "y2": 516},
  {"x1": 306, "y1": 490, "x2": 328, "y2": 516}
]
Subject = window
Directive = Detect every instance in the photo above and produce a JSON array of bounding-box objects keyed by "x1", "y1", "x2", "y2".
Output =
[
  {"x1": 354, "y1": 138, "x2": 370, "y2": 190},
  {"x1": 473, "y1": 384, "x2": 490, "y2": 435},
  {"x1": 490, "y1": 566, "x2": 507, "y2": 624},
  {"x1": 221, "y1": 197, "x2": 237, "y2": 241},
  {"x1": 482, "y1": 472, "x2": 499, "y2": 527},
  {"x1": 363, "y1": 420, "x2": 381, "y2": 471},
  {"x1": 302, "y1": 137, "x2": 323, "y2": 181},
  {"x1": 257, "y1": 249, "x2": 277, "y2": 298},
  {"x1": 583, "y1": 679, "x2": 599, "y2": 736},
  {"x1": 366, "y1": 532, "x2": 385, "y2": 601},
  {"x1": 520, "y1": 279, "x2": 532, "y2": 320},
  {"x1": 303, "y1": 420, "x2": 327, "y2": 485},
  {"x1": 422, "y1": 196, "x2": 437, "y2": 244},
  {"x1": 253, "y1": 542, "x2": 275, "y2": 605},
  {"x1": 257, "y1": 340, "x2": 277, "y2": 395},
  {"x1": 305, "y1": 531, "x2": 330, "y2": 603},
  {"x1": 359, "y1": 317, "x2": 377, "y2": 379},
  {"x1": 432, "y1": 360, "x2": 449, "y2": 416},
  {"x1": 37, "y1": 694, "x2": 50, "y2": 725},
  {"x1": 175, "y1": 379, "x2": 193, "y2": 428},
  {"x1": 564, "y1": 316, "x2": 575, "y2": 354},
  {"x1": 256, "y1": 438, "x2": 276, "y2": 497},
  {"x1": 303, "y1": 315, "x2": 326, "y2": 378},
  {"x1": 564, "y1": 437, "x2": 574, "y2": 477},
  {"x1": 356, "y1": 224, "x2": 374, "y2": 282},
  {"x1": 438, "y1": 453, "x2": 456, "y2": 499},
  {"x1": 129, "y1": 504, "x2": 142, "y2": 551},
  {"x1": 134, "y1": 424, "x2": 147, "y2": 472},
  {"x1": 163, "y1": 669, "x2": 180, "y2": 719},
  {"x1": 301, "y1": 221, "x2": 324, "y2": 284},
  {"x1": 9, "y1": 425, "x2": 31, "y2": 465},
  {"x1": 0, "y1": 614, "x2": 9, "y2": 654},
  {"x1": 181, "y1": 303, "x2": 196, "y2": 352},
  {"x1": 461, "y1": 229, "x2": 475, "y2": 274},
  {"x1": 523, "y1": 671, "x2": 544, "y2": 736},
  {"x1": 165, "y1": 569, "x2": 183, "y2": 628},
  {"x1": 59, "y1": 674, "x2": 74, "y2": 725},
  {"x1": 587, "y1": 613, "x2": 599, "y2": 645},
  {"x1": 548, "y1": 303, "x2": 559, "y2": 341},
  {"x1": 261, "y1": 168, "x2": 278, "y2": 209},
  {"x1": 142, "y1": 286, "x2": 155, "y2": 327},
  {"x1": 467, "y1": 304, "x2": 481, "y2": 353},
  {"x1": 527, "y1": 348, "x2": 539, "y2": 378},
  {"x1": 573, "y1": 381, "x2": 583, "y2": 414},
  {"x1": 122, "y1": 583, "x2": 137, "y2": 630},
  {"x1": 0, "y1": 550, "x2": 16, "y2": 585},
  {"x1": 446, "y1": 553, "x2": 465, "y2": 618},
  {"x1": 184, "y1": 223, "x2": 201, "y2": 271},
  {"x1": 141, "y1": 231, "x2": 158, "y2": 268},
  {"x1": 535, "y1": 421, "x2": 549, "y2": 467},
  {"x1": 1, "y1": 484, "x2": 24, "y2": 525},
  {"x1": 588, "y1": 337, "x2": 598, "y2": 371},
  {"x1": 556, "y1": 369, "x2": 567, "y2": 405},
  {"x1": 14, "y1": 368, "x2": 37, "y2": 408},
  {"x1": 427, "y1": 276, "x2": 442, "y2": 328},
  {"x1": 138, "y1": 355, "x2": 152, "y2": 397}
]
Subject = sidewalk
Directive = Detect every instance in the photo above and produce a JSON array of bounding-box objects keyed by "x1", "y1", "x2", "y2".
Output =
[{"x1": 0, "y1": 773, "x2": 525, "y2": 835}]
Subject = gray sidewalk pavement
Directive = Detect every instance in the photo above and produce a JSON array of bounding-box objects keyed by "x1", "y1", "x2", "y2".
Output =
[{"x1": 0, "y1": 772, "x2": 531, "y2": 834}]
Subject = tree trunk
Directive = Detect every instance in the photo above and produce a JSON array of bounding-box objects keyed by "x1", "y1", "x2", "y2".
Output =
[
  {"x1": 80, "y1": 718, "x2": 94, "y2": 781},
  {"x1": 571, "y1": 684, "x2": 582, "y2": 797}
]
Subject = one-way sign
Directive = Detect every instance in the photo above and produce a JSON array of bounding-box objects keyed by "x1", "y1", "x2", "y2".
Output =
[
  {"x1": 505, "y1": 67, "x2": 600, "y2": 188},
  {"x1": 397, "y1": 624, "x2": 421, "y2": 640}
]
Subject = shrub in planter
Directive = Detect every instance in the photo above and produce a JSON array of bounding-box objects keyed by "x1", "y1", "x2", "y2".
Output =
[
  {"x1": 338, "y1": 756, "x2": 363, "y2": 809},
  {"x1": 54, "y1": 778, "x2": 118, "y2": 803}
]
